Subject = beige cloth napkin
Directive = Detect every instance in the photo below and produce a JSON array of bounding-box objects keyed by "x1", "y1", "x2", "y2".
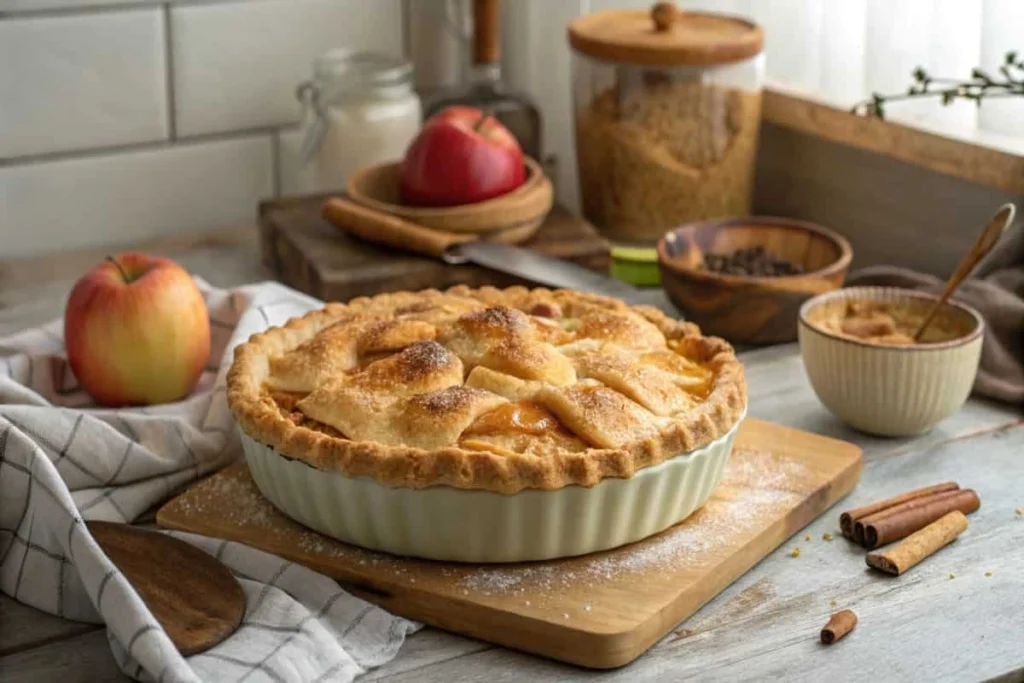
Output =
[{"x1": 845, "y1": 218, "x2": 1024, "y2": 404}]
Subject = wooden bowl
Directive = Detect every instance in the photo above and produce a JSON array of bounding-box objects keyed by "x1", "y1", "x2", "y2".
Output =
[
  {"x1": 346, "y1": 156, "x2": 554, "y2": 245},
  {"x1": 657, "y1": 217, "x2": 853, "y2": 345}
]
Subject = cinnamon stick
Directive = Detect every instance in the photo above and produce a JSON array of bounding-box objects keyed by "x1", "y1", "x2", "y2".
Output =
[
  {"x1": 857, "y1": 489, "x2": 980, "y2": 549},
  {"x1": 839, "y1": 482, "x2": 959, "y2": 540},
  {"x1": 866, "y1": 510, "x2": 968, "y2": 576},
  {"x1": 853, "y1": 488, "x2": 966, "y2": 544},
  {"x1": 820, "y1": 609, "x2": 857, "y2": 644}
]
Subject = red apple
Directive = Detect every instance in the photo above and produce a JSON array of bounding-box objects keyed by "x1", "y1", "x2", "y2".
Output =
[
  {"x1": 64, "y1": 252, "x2": 210, "y2": 407},
  {"x1": 400, "y1": 105, "x2": 526, "y2": 207}
]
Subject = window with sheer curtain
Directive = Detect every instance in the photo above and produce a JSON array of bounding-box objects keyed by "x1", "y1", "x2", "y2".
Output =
[
  {"x1": 496, "y1": 0, "x2": 1022, "y2": 211},
  {"x1": 685, "y1": 0, "x2": 1022, "y2": 137}
]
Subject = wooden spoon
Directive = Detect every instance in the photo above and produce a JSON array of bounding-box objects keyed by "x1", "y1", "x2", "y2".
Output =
[
  {"x1": 87, "y1": 521, "x2": 245, "y2": 656},
  {"x1": 913, "y1": 203, "x2": 1016, "y2": 341}
]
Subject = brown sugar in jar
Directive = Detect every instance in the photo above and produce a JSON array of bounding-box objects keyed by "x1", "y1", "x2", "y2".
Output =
[{"x1": 568, "y1": 3, "x2": 764, "y2": 245}]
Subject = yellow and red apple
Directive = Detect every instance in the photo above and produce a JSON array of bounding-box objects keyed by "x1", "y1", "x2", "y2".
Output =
[{"x1": 64, "y1": 252, "x2": 210, "y2": 407}]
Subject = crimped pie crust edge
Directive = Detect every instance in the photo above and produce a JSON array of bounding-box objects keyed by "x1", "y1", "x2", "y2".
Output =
[{"x1": 226, "y1": 285, "x2": 748, "y2": 494}]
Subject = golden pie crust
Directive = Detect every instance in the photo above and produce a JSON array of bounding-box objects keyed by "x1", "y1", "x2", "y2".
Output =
[{"x1": 227, "y1": 285, "x2": 747, "y2": 494}]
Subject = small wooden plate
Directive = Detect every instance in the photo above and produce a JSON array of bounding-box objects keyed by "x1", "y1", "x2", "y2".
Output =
[
  {"x1": 87, "y1": 521, "x2": 245, "y2": 656},
  {"x1": 346, "y1": 156, "x2": 554, "y2": 243}
]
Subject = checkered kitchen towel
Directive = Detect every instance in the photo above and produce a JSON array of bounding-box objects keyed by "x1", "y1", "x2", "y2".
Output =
[{"x1": 0, "y1": 280, "x2": 420, "y2": 683}]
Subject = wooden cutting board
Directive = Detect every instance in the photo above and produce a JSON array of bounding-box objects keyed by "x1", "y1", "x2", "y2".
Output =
[
  {"x1": 157, "y1": 418, "x2": 861, "y2": 669},
  {"x1": 258, "y1": 194, "x2": 610, "y2": 302}
]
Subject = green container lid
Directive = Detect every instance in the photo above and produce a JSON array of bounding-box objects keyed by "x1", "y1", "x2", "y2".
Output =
[{"x1": 609, "y1": 246, "x2": 661, "y2": 286}]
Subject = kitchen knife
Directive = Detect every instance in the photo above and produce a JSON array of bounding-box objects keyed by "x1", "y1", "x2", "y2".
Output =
[
  {"x1": 443, "y1": 240, "x2": 678, "y2": 313},
  {"x1": 321, "y1": 197, "x2": 681, "y2": 316}
]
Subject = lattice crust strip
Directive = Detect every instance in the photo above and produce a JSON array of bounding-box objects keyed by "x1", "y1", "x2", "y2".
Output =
[
  {"x1": 227, "y1": 286, "x2": 746, "y2": 493},
  {"x1": 270, "y1": 294, "x2": 715, "y2": 453}
]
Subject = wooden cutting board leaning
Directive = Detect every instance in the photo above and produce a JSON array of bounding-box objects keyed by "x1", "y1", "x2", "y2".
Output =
[{"x1": 157, "y1": 418, "x2": 862, "y2": 669}]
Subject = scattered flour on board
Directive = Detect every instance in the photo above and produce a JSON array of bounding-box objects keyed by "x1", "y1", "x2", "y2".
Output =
[
  {"x1": 174, "y1": 473, "x2": 276, "y2": 529},
  {"x1": 175, "y1": 471, "x2": 367, "y2": 562},
  {"x1": 720, "y1": 448, "x2": 811, "y2": 490},
  {"x1": 458, "y1": 449, "x2": 805, "y2": 596}
]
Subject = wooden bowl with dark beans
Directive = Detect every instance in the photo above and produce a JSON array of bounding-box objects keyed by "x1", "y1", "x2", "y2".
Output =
[{"x1": 657, "y1": 217, "x2": 853, "y2": 345}]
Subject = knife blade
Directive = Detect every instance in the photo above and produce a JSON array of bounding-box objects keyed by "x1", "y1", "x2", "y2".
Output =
[
  {"x1": 319, "y1": 197, "x2": 682, "y2": 317},
  {"x1": 444, "y1": 241, "x2": 681, "y2": 317}
]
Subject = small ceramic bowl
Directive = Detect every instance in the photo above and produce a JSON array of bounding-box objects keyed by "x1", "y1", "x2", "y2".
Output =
[
  {"x1": 346, "y1": 156, "x2": 553, "y2": 245},
  {"x1": 798, "y1": 287, "x2": 984, "y2": 437},
  {"x1": 657, "y1": 217, "x2": 853, "y2": 345}
]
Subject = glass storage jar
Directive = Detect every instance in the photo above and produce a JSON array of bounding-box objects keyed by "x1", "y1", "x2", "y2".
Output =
[
  {"x1": 568, "y1": 2, "x2": 764, "y2": 246},
  {"x1": 296, "y1": 49, "x2": 421, "y2": 194}
]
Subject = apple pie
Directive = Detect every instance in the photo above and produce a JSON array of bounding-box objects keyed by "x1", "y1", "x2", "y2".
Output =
[{"x1": 227, "y1": 285, "x2": 747, "y2": 495}]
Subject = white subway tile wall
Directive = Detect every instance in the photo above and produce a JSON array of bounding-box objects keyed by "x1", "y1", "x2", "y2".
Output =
[
  {"x1": 275, "y1": 126, "x2": 316, "y2": 198},
  {"x1": 0, "y1": 0, "x2": 161, "y2": 11},
  {"x1": 170, "y1": 0, "x2": 403, "y2": 137},
  {"x1": 4, "y1": 0, "x2": 1019, "y2": 260},
  {"x1": 0, "y1": 0, "x2": 403, "y2": 259},
  {"x1": 0, "y1": 137, "x2": 274, "y2": 256},
  {"x1": 0, "y1": 9, "x2": 168, "y2": 159}
]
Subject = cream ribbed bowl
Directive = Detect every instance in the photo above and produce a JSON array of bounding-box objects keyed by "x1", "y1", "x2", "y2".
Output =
[
  {"x1": 798, "y1": 287, "x2": 983, "y2": 437},
  {"x1": 239, "y1": 411, "x2": 744, "y2": 563}
]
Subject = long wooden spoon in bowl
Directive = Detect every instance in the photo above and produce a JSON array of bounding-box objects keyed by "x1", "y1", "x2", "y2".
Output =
[{"x1": 913, "y1": 203, "x2": 1016, "y2": 341}]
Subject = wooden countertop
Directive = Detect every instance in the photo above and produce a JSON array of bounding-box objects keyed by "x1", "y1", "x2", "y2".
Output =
[{"x1": 1, "y1": 229, "x2": 1022, "y2": 682}]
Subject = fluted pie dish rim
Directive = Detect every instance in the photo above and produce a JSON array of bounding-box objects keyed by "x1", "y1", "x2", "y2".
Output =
[
  {"x1": 237, "y1": 411, "x2": 744, "y2": 562},
  {"x1": 226, "y1": 285, "x2": 748, "y2": 495}
]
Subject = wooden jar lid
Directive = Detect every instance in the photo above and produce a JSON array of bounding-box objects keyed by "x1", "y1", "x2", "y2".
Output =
[{"x1": 567, "y1": 1, "x2": 763, "y2": 67}]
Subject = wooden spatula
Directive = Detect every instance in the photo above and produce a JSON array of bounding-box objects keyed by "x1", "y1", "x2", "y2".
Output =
[{"x1": 87, "y1": 521, "x2": 245, "y2": 656}]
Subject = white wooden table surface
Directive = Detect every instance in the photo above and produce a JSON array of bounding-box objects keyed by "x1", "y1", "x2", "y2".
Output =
[{"x1": 1, "y1": 229, "x2": 1022, "y2": 683}]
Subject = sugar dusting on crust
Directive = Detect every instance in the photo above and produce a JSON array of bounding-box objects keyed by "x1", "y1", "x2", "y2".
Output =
[
  {"x1": 240, "y1": 285, "x2": 746, "y2": 494},
  {"x1": 460, "y1": 306, "x2": 531, "y2": 337},
  {"x1": 392, "y1": 340, "x2": 457, "y2": 380},
  {"x1": 409, "y1": 385, "x2": 483, "y2": 414}
]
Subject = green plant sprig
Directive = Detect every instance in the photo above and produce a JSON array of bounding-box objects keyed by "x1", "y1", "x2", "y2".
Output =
[{"x1": 851, "y1": 50, "x2": 1024, "y2": 119}]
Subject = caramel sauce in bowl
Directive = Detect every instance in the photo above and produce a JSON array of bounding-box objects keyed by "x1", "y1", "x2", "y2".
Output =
[
  {"x1": 805, "y1": 297, "x2": 976, "y2": 347},
  {"x1": 798, "y1": 287, "x2": 984, "y2": 436}
]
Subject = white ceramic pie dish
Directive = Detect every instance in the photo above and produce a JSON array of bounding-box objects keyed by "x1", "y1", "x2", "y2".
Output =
[{"x1": 240, "y1": 410, "x2": 745, "y2": 563}]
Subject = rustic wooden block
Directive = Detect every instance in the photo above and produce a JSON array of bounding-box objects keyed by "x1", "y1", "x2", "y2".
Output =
[{"x1": 258, "y1": 194, "x2": 610, "y2": 302}]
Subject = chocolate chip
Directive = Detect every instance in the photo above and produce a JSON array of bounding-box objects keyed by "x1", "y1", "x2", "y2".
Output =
[{"x1": 702, "y1": 247, "x2": 804, "y2": 277}]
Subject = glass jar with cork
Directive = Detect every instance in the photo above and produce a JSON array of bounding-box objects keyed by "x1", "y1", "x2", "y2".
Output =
[{"x1": 568, "y1": 2, "x2": 765, "y2": 254}]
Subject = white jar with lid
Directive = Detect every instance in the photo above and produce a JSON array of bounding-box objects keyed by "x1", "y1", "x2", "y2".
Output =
[{"x1": 294, "y1": 49, "x2": 421, "y2": 194}]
